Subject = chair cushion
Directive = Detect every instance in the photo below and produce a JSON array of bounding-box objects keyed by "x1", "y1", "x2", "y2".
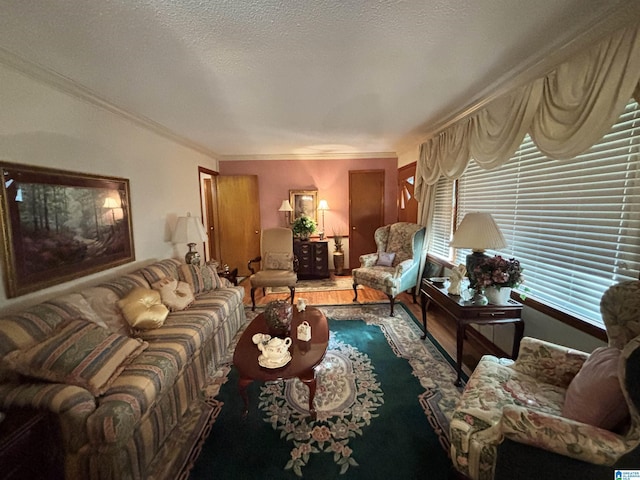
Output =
[
  {"x1": 376, "y1": 252, "x2": 395, "y2": 267},
  {"x1": 264, "y1": 251, "x2": 293, "y2": 270},
  {"x1": 3, "y1": 320, "x2": 147, "y2": 396},
  {"x1": 250, "y1": 270, "x2": 297, "y2": 288},
  {"x1": 152, "y1": 277, "x2": 195, "y2": 311},
  {"x1": 118, "y1": 287, "x2": 169, "y2": 330},
  {"x1": 561, "y1": 346, "x2": 629, "y2": 430}
]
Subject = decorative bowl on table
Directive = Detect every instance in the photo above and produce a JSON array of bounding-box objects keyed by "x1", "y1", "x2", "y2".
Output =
[{"x1": 264, "y1": 300, "x2": 293, "y2": 337}]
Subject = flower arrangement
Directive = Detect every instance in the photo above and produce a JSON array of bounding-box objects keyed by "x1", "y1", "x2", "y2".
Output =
[
  {"x1": 332, "y1": 229, "x2": 344, "y2": 252},
  {"x1": 292, "y1": 215, "x2": 316, "y2": 239},
  {"x1": 474, "y1": 255, "x2": 523, "y2": 289}
]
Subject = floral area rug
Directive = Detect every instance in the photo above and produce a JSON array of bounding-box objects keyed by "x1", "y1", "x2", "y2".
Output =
[
  {"x1": 185, "y1": 303, "x2": 465, "y2": 479},
  {"x1": 265, "y1": 277, "x2": 362, "y2": 293}
]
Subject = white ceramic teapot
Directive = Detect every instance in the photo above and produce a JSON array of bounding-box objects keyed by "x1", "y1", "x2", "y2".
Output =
[{"x1": 258, "y1": 336, "x2": 292, "y2": 363}]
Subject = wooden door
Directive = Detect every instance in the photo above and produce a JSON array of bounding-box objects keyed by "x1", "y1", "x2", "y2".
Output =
[
  {"x1": 398, "y1": 163, "x2": 418, "y2": 223},
  {"x1": 349, "y1": 170, "x2": 385, "y2": 269},
  {"x1": 215, "y1": 175, "x2": 261, "y2": 277}
]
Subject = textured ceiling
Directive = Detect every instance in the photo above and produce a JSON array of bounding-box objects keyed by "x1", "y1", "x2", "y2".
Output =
[{"x1": 0, "y1": 1, "x2": 638, "y2": 159}]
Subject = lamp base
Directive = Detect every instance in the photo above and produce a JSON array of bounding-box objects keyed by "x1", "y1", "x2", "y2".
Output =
[
  {"x1": 185, "y1": 243, "x2": 201, "y2": 266},
  {"x1": 466, "y1": 250, "x2": 489, "y2": 289}
]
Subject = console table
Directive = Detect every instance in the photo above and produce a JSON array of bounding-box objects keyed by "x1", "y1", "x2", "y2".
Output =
[
  {"x1": 420, "y1": 279, "x2": 524, "y2": 386},
  {"x1": 294, "y1": 241, "x2": 329, "y2": 279}
]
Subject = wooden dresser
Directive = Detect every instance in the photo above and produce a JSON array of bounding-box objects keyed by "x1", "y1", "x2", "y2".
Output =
[{"x1": 294, "y1": 240, "x2": 329, "y2": 279}]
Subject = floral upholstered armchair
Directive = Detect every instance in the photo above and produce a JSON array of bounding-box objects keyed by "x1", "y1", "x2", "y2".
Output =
[
  {"x1": 450, "y1": 280, "x2": 640, "y2": 480},
  {"x1": 352, "y1": 222, "x2": 426, "y2": 316}
]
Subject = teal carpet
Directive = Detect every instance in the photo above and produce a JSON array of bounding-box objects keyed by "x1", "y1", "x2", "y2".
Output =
[{"x1": 186, "y1": 302, "x2": 465, "y2": 479}]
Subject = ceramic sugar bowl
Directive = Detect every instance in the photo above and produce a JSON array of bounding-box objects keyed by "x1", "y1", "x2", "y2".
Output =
[{"x1": 258, "y1": 336, "x2": 292, "y2": 364}]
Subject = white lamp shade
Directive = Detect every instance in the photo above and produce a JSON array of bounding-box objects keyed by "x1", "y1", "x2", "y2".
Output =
[
  {"x1": 317, "y1": 199, "x2": 329, "y2": 210},
  {"x1": 278, "y1": 200, "x2": 293, "y2": 212},
  {"x1": 450, "y1": 212, "x2": 507, "y2": 251},
  {"x1": 103, "y1": 197, "x2": 120, "y2": 209},
  {"x1": 172, "y1": 214, "x2": 207, "y2": 243}
]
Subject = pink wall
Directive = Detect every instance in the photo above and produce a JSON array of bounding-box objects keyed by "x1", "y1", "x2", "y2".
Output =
[{"x1": 219, "y1": 157, "x2": 398, "y2": 235}]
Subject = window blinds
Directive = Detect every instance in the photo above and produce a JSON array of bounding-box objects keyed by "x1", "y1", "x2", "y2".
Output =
[
  {"x1": 429, "y1": 178, "x2": 454, "y2": 260},
  {"x1": 452, "y1": 100, "x2": 640, "y2": 327}
]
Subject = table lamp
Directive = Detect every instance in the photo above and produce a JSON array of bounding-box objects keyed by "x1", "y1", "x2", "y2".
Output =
[
  {"x1": 317, "y1": 199, "x2": 329, "y2": 240},
  {"x1": 450, "y1": 212, "x2": 507, "y2": 290},
  {"x1": 172, "y1": 213, "x2": 207, "y2": 265}
]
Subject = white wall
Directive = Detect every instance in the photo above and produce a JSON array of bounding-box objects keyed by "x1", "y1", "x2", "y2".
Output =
[{"x1": 0, "y1": 63, "x2": 218, "y2": 313}]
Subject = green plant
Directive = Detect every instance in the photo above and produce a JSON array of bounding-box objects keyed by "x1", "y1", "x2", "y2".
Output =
[{"x1": 292, "y1": 215, "x2": 316, "y2": 238}]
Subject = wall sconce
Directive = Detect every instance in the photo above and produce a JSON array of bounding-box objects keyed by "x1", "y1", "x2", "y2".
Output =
[
  {"x1": 172, "y1": 212, "x2": 207, "y2": 265},
  {"x1": 317, "y1": 199, "x2": 329, "y2": 240},
  {"x1": 278, "y1": 199, "x2": 293, "y2": 226}
]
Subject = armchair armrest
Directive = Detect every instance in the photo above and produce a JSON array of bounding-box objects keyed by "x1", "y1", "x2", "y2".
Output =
[
  {"x1": 248, "y1": 256, "x2": 261, "y2": 274},
  {"x1": 512, "y1": 337, "x2": 589, "y2": 388},
  {"x1": 501, "y1": 405, "x2": 630, "y2": 466},
  {"x1": 359, "y1": 253, "x2": 378, "y2": 268},
  {"x1": 0, "y1": 382, "x2": 97, "y2": 451},
  {"x1": 392, "y1": 259, "x2": 414, "y2": 278}
]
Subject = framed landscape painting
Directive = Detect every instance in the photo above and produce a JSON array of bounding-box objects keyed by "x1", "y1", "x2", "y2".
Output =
[
  {"x1": 0, "y1": 162, "x2": 135, "y2": 298},
  {"x1": 289, "y1": 189, "x2": 317, "y2": 223}
]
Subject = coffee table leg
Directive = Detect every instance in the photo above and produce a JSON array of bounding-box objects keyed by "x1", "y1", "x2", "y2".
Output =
[
  {"x1": 238, "y1": 377, "x2": 253, "y2": 418},
  {"x1": 299, "y1": 371, "x2": 318, "y2": 420}
]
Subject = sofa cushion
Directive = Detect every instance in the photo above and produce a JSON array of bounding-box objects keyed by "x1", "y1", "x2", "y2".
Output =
[
  {"x1": 137, "y1": 258, "x2": 182, "y2": 285},
  {"x1": 178, "y1": 263, "x2": 222, "y2": 294},
  {"x1": 2, "y1": 320, "x2": 148, "y2": 396},
  {"x1": 152, "y1": 277, "x2": 195, "y2": 311},
  {"x1": 118, "y1": 287, "x2": 169, "y2": 330},
  {"x1": 561, "y1": 346, "x2": 629, "y2": 430}
]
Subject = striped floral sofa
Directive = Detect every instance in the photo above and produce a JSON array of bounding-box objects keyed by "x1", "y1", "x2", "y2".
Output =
[{"x1": 0, "y1": 258, "x2": 246, "y2": 479}]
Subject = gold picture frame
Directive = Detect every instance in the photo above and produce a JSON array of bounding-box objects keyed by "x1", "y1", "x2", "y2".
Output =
[
  {"x1": 0, "y1": 161, "x2": 135, "y2": 298},
  {"x1": 289, "y1": 189, "x2": 318, "y2": 224}
]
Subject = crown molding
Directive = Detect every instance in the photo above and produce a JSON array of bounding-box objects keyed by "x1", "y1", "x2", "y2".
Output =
[
  {"x1": 0, "y1": 46, "x2": 220, "y2": 160},
  {"x1": 218, "y1": 151, "x2": 397, "y2": 161},
  {"x1": 394, "y1": 2, "x2": 640, "y2": 156}
]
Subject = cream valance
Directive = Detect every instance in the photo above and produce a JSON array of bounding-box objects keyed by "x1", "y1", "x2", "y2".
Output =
[{"x1": 415, "y1": 23, "x2": 640, "y2": 201}]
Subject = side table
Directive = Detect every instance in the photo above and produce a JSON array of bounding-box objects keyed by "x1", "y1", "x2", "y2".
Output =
[
  {"x1": 420, "y1": 279, "x2": 524, "y2": 386},
  {"x1": 218, "y1": 267, "x2": 238, "y2": 286}
]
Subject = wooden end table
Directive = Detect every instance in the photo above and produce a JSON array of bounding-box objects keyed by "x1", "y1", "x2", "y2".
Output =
[
  {"x1": 218, "y1": 267, "x2": 238, "y2": 286},
  {"x1": 420, "y1": 279, "x2": 524, "y2": 386},
  {"x1": 233, "y1": 306, "x2": 329, "y2": 419}
]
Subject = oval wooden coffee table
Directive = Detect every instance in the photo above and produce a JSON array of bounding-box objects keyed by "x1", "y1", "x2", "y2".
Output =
[{"x1": 234, "y1": 306, "x2": 329, "y2": 419}]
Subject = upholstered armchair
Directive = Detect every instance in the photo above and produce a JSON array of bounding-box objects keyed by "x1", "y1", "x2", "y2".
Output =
[
  {"x1": 248, "y1": 227, "x2": 298, "y2": 311},
  {"x1": 352, "y1": 222, "x2": 426, "y2": 316},
  {"x1": 450, "y1": 280, "x2": 640, "y2": 480}
]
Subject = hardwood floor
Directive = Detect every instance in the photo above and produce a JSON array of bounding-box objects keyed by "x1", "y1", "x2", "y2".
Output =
[{"x1": 239, "y1": 274, "x2": 487, "y2": 378}]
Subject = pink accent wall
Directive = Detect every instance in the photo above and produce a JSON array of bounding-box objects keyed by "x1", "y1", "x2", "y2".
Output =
[{"x1": 219, "y1": 157, "x2": 398, "y2": 234}]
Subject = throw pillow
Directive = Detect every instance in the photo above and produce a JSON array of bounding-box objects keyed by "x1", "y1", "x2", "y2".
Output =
[
  {"x1": 152, "y1": 277, "x2": 195, "y2": 311},
  {"x1": 2, "y1": 320, "x2": 147, "y2": 396},
  {"x1": 561, "y1": 346, "x2": 629, "y2": 430},
  {"x1": 179, "y1": 263, "x2": 223, "y2": 294},
  {"x1": 264, "y1": 251, "x2": 293, "y2": 270},
  {"x1": 117, "y1": 287, "x2": 169, "y2": 330},
  {"x1": 376, "y1": 252, "x2": 396, "y2": 267}
]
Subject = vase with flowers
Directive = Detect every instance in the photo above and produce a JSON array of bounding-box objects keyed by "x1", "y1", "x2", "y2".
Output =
[
  {"x1": 473, "y1": 255, "x2": 523, "y2": 305},
  {"x1": 292, "y1": 215, "x2": 316, "y2": 241}
]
